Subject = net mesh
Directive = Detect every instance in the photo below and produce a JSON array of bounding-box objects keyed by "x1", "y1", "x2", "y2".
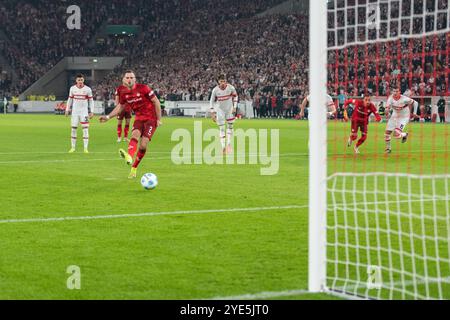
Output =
[
  {"x1": 327, "y1": 173, "x2": 450, "y2": 299},
  {"x1": 325, "y1": 0, "x2": 450, "y2": 299}
]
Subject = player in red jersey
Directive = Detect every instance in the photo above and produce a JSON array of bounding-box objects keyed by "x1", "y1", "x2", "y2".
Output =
[
  {"x1": 344, "y1": 95, "x2": 382, "y2": 154},
  {"x1": 99, "y1": 70, "x2": 162, "y2": 178},
  {"x1": 116, "y1": 101, "x2": 132, "y2": 142}
]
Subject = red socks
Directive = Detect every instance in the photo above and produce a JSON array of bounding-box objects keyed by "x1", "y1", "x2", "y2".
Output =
[
  {"x1": 128, "y1": 138, "x2": 147, "y2": 168},
  {"x1": 132, "y1": 149, "x2": 147, "y2": 169},
  {"x1": 356, "y1": 136, "x2": 367, "y2": 147},
  {"x1": 117, "y1": 124, "x2": 122, "y2": 138},
  {"x1": 124, "y1": 124, "x2": 130, "y2": 138},
  {"x1": 128, "y1": 138, "x2": 138, "y2": 158}
]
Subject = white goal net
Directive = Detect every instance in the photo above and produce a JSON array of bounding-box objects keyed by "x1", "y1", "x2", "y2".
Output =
[
  {"x1": 327, "y1": 173, "x2": 450, "y2": 299},
  {"x1": 308, "y1": 0, "x2": 450, "y2": 300}
]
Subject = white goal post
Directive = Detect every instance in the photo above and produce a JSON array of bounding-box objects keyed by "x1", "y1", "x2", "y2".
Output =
[
  {"x1": 308, "y1": 0, "x2": 328, "y2": 293},
  {"x1": 308, "y1": 0, "x2": 450, "y2": 300}
]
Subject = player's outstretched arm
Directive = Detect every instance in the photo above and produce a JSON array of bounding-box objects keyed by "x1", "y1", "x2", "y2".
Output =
[
  {"x1": 87, "y1": 88, "x2": 94, "y2": 118},
  {"x1": 385, "y1": 97, "x2": 393, "y2": 120},
  {"x1": 328, "y1": 101, "x2": 337, "y2": 117},
  {"x1": 151, "y1": 96, "x2": 162, "y2": 127},
  {"x1": 99, "y1": 103, "x2": 124, "y2": 122},
  {"x1": 370, "y1": 104, "x2": 382, "y2": 122},
  {"x1": 65, "y1": 89, "x2": 73, "y2": 117},
  {"x1": 407, "y1": 99, "x2": 415, "y2": 114},
  {"x1": 231, "y1": 86, "x2": 238, "y2": 114},
  {"x1": 209, "y1": 88, "x2": 217, "y2": 123},
  {"x1": 375, "y1": 113, "x2": 382, "y2": 122},
  {"x1": 210, "y1": 110, "x2": 217, "y2": 123},
  {"x1": 385, "y1": 106, "x2": 390, "y2": 120}
]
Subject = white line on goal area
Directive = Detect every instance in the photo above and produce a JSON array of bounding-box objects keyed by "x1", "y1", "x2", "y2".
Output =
[
  {"x1": 0, "y1": 205, "x2": 307, "y2": 224},
  {"x1": 207, "y1": 289, "x2": 313, "y2": 300},
  {"x1": 205, "y1": 271, "x2": 450, "y2": 301},
  {"x1": 214, "y1": 276, "x2": 450, "y2": 301}
]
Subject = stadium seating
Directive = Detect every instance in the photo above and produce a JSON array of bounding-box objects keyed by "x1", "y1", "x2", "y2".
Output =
[{"x1": 0, "y1": 0, "x2": 447, "y2": 104}]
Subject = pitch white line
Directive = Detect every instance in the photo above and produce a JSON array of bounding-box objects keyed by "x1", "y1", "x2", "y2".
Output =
[
  {"x1": 0, "y1": 151, "x2": 308, "y2": 155},
  {"x1": 0, "y1": 149, "x2": 447, "y2": 156},
  {"x1": 0, "y1": 158, "x2": 123, "y2": 164},
  {"x1": 1, "y1": 197, "x2": 445, "y2": 225},
  {"x1": 208, "y1": 289, "x2": 313, "y2": 300},
  {"x1": 0, "y1": 153, "x2": 306, "y2": 165},
  {"x1": 0, "y1": 151, "x2": 169, "y2": 155},
  {"x1": 0, "y1": 205, "x2": 306, "y2": 224}
]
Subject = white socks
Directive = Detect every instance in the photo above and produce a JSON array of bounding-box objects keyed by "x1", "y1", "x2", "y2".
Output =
[
  {"x1": 71, "y1": 127, "x2": 77, "y2": 149},
  {"x1": 82, "y1": 126, "x2": 89, "y2": 149},
  {"x1": 219, "y1": 125, "x2": 226, "y2": 149}
]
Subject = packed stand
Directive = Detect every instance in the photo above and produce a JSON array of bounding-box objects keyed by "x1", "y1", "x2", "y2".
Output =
[{"x1": 0, "y1": 0, "x2": 285, "y2": 95}]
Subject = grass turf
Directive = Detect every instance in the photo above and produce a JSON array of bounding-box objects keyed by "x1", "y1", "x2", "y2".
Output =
[{"x1": 0, "y1": 114, "x2": 447, "y2": 299}]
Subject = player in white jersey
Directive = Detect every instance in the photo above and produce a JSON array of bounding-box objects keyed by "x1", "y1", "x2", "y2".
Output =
[
  {"x1": 65, "y1": 74, "x2": 94, "y2": 153},
  {"x1": 299, "y1": 93, "x2": 336, "y2": 119},
  {"x1": 210, "y1": 74, "x2": 238, "y2": 154},
  {"x1": 384, "y1": 86, "x2": 415, "y2": 153}
]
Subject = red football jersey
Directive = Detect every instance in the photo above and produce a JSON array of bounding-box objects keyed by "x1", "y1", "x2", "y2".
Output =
[
  {"x1": 345, "y1": 99, "x2": 380, "y2": 122},
  {"x1": 115, "y1": 84, "x2": 157, "y2": 121}
]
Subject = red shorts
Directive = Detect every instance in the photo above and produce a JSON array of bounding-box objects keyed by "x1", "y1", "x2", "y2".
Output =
[
  {"x1": 132, "y1": 119, "x2": 157, "y2": 140},
  {"x1": 351, "y1": 120, "x2": 368, "y2": 135},
  {"x1": 117, "y1": 110, "x2": 132, "y2": 120}
]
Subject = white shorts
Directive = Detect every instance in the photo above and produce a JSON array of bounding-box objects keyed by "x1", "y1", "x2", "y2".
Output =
[
  {"x1": 431, "y1": 105, "x2": 438, "y2": 115},
  {"x1": 216, "y1": 107, "x2": 236, "y2": 126},
  {"x1": 386, "y1": 109, "x2": 410, "y2": 132},
  {"x1": 71, "y1": 111, "x2": 90, "y2": 127}
]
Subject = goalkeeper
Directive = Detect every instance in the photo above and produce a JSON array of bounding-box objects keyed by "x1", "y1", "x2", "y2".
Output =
[{"x1": 344, "y1": 94, "x2": 382, "y2": 154}]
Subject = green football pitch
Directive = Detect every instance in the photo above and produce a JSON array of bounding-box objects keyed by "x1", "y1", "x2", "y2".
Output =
[{"x1": 0, "y1": 114, "x2": 447, "y2": 299}]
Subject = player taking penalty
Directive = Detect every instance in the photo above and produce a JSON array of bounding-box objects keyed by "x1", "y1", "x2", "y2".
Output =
[
  {"x1": 99, "y1": 71, "x2": 162, "y2": 179},
  {"x1": 344, "y1": 94, "x2": 382, "y2": 154}
]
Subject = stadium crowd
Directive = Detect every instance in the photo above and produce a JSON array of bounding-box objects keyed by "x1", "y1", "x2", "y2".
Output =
[
  {"x1": 327, "y1": 0, "x2": 449, "y2": 97},
  {"x1": 97, "y1": 14, "x2": 309, "y2": 103},
  {"x1": 0, "y1": 0, "x2": 447, "y2": 112}
]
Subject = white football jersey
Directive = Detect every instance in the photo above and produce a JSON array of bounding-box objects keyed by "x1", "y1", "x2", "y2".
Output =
[
  {"x1": 67, "y1": 85, "x2": 94, "y2": 113},
  {"x1": 306, "y1": 94, "x2": 335, "y2": 109},
  {"x1": 387, "y1": 94, "x2": 414, "y2": 112},
  {"x1": 210, "y1": 84, "x2": 238, "y2": 112}
]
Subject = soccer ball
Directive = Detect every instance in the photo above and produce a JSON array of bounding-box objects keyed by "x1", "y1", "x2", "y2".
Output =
[{"x1": 140, "y1": 173, "x2": 158, "y2": 190}]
